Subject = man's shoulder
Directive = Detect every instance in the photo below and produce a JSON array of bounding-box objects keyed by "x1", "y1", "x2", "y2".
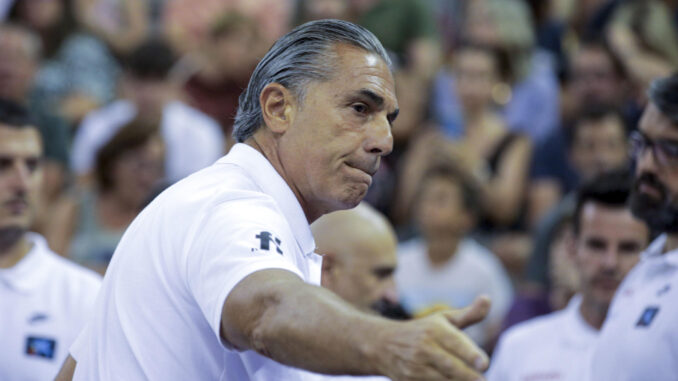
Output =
[
  {"x1": 499, "y1": 308, "x2": 568, "y2": 348},
  {"x1": 40, "y1": 245, "x2": 103, "y2": 290}
]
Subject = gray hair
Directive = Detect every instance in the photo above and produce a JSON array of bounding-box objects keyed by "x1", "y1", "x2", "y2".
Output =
[
  {"x1": 232, "y1": 19, "x2": 391, "y2": 142},
  {"x1": 649, "y1": 72, "x2": 678, "y2": 125}
]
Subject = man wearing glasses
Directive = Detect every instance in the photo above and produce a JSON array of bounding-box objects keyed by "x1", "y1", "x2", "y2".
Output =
[{"x1": 589, "y1": 73, "x2": 678, "y2": 380}]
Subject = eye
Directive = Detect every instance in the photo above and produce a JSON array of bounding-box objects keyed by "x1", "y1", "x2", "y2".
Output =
[
  {"x1": 352, "y1": 103, "x2": 368, "y2": 114},
  {"x1": 25, "y1": 158, "x2": 40, "y2": 173}
]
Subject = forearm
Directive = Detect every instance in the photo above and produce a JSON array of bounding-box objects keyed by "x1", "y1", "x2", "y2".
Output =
[{"x1": 221, "y1": 269, "x2": 391, "y2": 376}]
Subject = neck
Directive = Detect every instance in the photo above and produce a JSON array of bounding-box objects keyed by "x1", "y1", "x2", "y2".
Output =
[
  {"x1": 579, "y1": 294, "x2": 608, "y2": 330},
  {"x1": 245, "y1": 135, "x2": 321, "y2": 223},
  {"x1": 0, "y1": 229, "x2": 30, "y2": 269},
  {"x1": 666, "y1": 233, "x2": 678, "y2": 253},
  {"x1": 426, "y1": 235, "x2": 461, "y2": 267}
]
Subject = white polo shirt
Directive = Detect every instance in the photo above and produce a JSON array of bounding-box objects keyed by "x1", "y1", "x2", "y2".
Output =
[
  {"x1": 70, "y1": 99, "x2": 224, "y2": 182},
  {"x1": 0, "y1": 233, "x2": 101, "y2": 381},
  {"x1": 589, "y1": 234, "x2": 678, "y2": 381},
  {"x1": 70, "y1": 143, "x2": 324, "y2": 380},
  {"x1": 486, "y1": 295, "x2": 597, "y2": 381}
]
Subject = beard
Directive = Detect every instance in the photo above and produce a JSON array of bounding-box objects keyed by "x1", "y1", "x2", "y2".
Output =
[
  {"x1": 629, "y1": 172, "x2": 678, "y2": 233},
  {"x1": 0, "y1": 226, "x2": 26, "y2": 253}
]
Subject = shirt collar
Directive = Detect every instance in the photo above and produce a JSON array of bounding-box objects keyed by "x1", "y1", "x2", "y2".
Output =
[
  {"x1": 218, "y1": 143, "x2": 316, "y2": 255},
  {"x1": 0, "y1": 233, "x2": 52, "y2": 294},
  {"x1": 561, "y1": 294, "x2": 598, "y2": 347},
  {"x1": 641, "y1": 234, "x2": 678, "y2": 267}
]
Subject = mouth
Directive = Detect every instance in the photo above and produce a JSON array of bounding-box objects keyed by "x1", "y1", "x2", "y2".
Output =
[
  {"x1": 593, "y1": 277, "x2": 619, "y2": 291},
  {"x1": 638, "y1": 182, "x2": 664, "y2": 200},
  {"x1": 4, "y1": 198, "x2": 28, "y2": 215},
  {"x1": 345, "y1": 160, "x2": 378, "y2": 177}
]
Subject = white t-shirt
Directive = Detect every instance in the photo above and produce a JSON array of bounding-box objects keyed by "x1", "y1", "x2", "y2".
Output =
[
  {"x1": 395, "y1": 238, "x2": 514, "y2": 346},
  {"x1": 486, "y1": 295, "x2": 597, "y2": 381},
  {"x1": 0, "y1": 233, "x2": 101, "y2": 381},
  {"x1": 70, "y1": 143, "x2": 324, "y2": 380},
  {"x1": 70, "y1": 99, "x2": 224, "y2": 182},
  {"x1": 588, "y1": 234, "x2": 678, "y2": 381}
]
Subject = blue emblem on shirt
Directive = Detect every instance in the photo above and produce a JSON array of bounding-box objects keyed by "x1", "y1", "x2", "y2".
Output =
[
  {"x1": 25, "y1": 336, "x2": 57, "y2": 359},
  {"x1": 636, "y1": 306, "x2": 660, "y2": 327}
]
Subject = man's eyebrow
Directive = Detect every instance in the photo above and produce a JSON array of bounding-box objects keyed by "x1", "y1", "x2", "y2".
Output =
[{"x1": 358, "y1": 89, "x2": 384, "y2": 107}]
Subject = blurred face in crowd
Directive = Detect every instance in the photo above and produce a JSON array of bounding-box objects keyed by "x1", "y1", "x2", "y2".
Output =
[
  {"x1": 16, "y1": 0, "x2": 63, "y2": 30},
  {"x1": 212, "y1": 23, "x2": 259, "y2": 78},
  {"x1": 304, "y1": 0, "x2": 349, "y2": 20},
  {"x1": 570, "y1": 46, "x2": 622, "y2": 108},
  {"x1": 277, "y1": 44, "x2": 396, "y2": 219},
  {"x1": 0, "y1": 27, "x2": 38, "y2": 102},
  {"x1": 573, "y1": 202, "x2": 647, "y2": 308},
  {"x1": 415, "y1": 175, "x2": 474, "y2": 239},
  {"x1": 0, "y1": 125, "x2": 42, "y2": 233},
  {"x1": 570, "y1": 114, "x2": 628, "y2": 182},
  {"x1": 121, "y1": 76, "x2": 175, "y2": 124},
  {"x1": 629, "y1": 103, "x2": 678, "y2": 232},
  {"x1": 320, "y1": 225, "x2": 398, "y2": 314},
  {"x1": 454, "y1": 47, "x2": 499, "y2": 113},
  {"x1": 108, "y1": 135, "x2": 164, "y2": 209},
  {"x1": 465, "y1": 0, "x2": 499, "y2": 47}
]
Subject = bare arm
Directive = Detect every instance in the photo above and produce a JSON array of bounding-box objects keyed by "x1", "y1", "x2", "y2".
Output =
[{"x1": 222, "y1": 269, "x2": 490, "y2": 380}]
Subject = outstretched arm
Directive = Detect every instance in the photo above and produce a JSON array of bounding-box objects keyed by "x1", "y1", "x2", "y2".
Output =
[{"x1": 222, "y1": 268, "x2": 490, "y2": 380}]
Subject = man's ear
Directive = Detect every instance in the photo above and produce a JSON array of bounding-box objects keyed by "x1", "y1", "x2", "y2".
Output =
[{"x1": 259, "y1": 82, "x2": 296, "y2": 135}]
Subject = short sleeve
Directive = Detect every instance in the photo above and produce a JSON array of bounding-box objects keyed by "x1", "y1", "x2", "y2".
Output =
[{"x1": 186, "y1": 197, "x2": 303, "y2": 345}]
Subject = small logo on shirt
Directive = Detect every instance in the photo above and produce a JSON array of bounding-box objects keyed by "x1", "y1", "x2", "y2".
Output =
[
  {"x1": 636, "y1": 306, "x2": 660, "y2": 327},
  {"x1": 25, "y1": 336, "x2": 56, "y2": 359},
  {"x1": 254, "y1": 231, "x2": 283, "y2": 254},
  {"x1": 27, "y1": 313, "x2": 49, "y2": 324}
]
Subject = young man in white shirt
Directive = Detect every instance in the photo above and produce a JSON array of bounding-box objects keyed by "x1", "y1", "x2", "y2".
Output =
[
  {"x1": 0, "y1": 99, "x2": 101, "y2": 381},
  {"x1": 57, "y1": 20, "x2": 490, "y2": 381},
  {"x1": 487, "y1": 169, "x2": 649, "y2": 381},
  {"x1": 588, "y1": 73, "x2": 678, "y2": 380}
]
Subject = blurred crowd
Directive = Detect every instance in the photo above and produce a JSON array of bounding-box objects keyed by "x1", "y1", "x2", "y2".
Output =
[{"x1": 2, "y1": 0, "x2": 677, "y2": 359}]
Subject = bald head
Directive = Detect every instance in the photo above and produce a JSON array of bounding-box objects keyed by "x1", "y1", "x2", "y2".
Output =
[{"x1": 312, "y1": 203, "x2": 398, "y2": 314}]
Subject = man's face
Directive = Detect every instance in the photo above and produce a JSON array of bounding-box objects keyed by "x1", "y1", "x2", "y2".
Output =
[
  {"x1": 415, "y1": 176, "x2": 473, "y2": 239},
  {"x1": 0, "y1": 29, "x2": 37, "y2": 102},
  {"x1": 0, "y1": 126, "x2": 42, "y2": 231},
  {"x1": 570, "y1": 115, "x2": 628, "y2": 181},
  {"x1": 121, "y1": 76, "x2": 173, "y2": 123},
  {"x1": 570, "y1": 47, "x2": 621, "y2": 108},
  {"x1": 326, "y1": 232, "x2": 398, "y2": 313},
  {"x1": 629, "y1": 103, "x2": 678, "y2": 232},
  {"x1": 574, "y1": 203, "x2": 647, "y2": 307},
  {"x1": 279, "y1": 44, "x2": 397, "y2": 218}
]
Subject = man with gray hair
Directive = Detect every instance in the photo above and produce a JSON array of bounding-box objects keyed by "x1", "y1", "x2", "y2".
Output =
[{"x1": 57, "y1": 20, "x2": 490, "y2": 381}]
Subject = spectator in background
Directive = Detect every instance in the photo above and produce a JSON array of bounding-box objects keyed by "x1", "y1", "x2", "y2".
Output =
[
  {"x1": 295, "y1": 0, "x2": 350, "y2": 22},
  {"x1": 0, "y1": 99, "x2": 101, "y2": 381},
  {"x1": 525, "y1": 105, "x2": 630, "y2": 290},
  {"x1": 0, "y1": 23, "x2": 71, "y2": 235},
  {"x1": 8, "y1": 0, "x2": 120, "y2": 124},
  {"x1": 488, "y1": 170, "x2": 649, "y2": 381},
  {"x1": 394, "y1": 44, "x2": 532, "y2": 235},
  {"x1": 312, "y1": 203, "x2": 401, "y2": 319},
  {"x1": 181, "y1": 11, "x2": 260, "y2": 150},
  {"x1": 396, "y1": 161, "x2": 513, "y2": 349},
  {"x1": 47, "y1": 120, "x2": 164, "y2": 274},
  {"x1": 349, "y1": 0, "x2": 441, "y2": 80},
  {"x1": 530, "y1": 38, "x2": 637, "y2": 223},
  {"x1": 433, "y1": 0, "x2": 560, "y2": 144},
  {"x1": 70, "y1": 38, "x2": 224, "y2": 185}
]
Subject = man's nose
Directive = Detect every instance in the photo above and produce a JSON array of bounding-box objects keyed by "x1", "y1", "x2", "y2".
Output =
[
  {"x1": 636, "y1": 142, "x2": 659, "y2": 174},
  {"x1": 7, "y1": 161, "x2": 31, "y2": 191},
  {"x1": 365, "y1": 115, "x2": 393, "y2": 156},
  {"x1": 381, "y1": 280, "x2": 399, "y2": 305}
]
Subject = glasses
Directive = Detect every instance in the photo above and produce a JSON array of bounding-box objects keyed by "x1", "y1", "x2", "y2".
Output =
[{"x1": 629, "y1": 131, "x2": 678, "y2": 168}]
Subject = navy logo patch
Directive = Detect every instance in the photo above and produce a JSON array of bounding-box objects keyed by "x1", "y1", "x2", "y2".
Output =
[
  {"x1": 255, "y1": 231, "x2": 283, "y2": 254},
  {"x1": 25, "y1": 336, "x2": 56, "y2": 359},
  {"x1": 636, "y1": 306, "x2": 660, "y2": 327}
]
